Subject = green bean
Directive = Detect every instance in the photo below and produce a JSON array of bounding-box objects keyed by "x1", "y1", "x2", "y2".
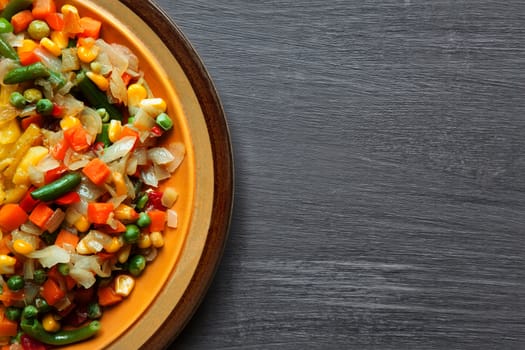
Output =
[
  {"x1": 75, "y1": 70, "x2": 122, "y2": 120},
  {"x1": 30, "y1": 172, "x2": 81, "y2": 202},
  {"x1": 0, "y1": 18, "x2": 13, "y2": 33},
  {"x1": 20, "y1": 318, "x2": 101, "y2": 346},
  {"x1": 0, "y1": 34, "x2": 18, "y2": 60},
  {"x1": 4, "y1": 62, "x2": 50, "y2": 84}
]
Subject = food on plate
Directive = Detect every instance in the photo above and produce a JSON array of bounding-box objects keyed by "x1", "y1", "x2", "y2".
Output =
[{"x1": 0, "y1": 0, "x2": 185, "y2": 347}]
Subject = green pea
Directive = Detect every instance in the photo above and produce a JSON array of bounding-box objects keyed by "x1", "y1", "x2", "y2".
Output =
[
  {"x1": 5, "y1": 307, "x2": 21, "y2": 321},
  {"x1": 136, "y1": 212, "x2": 151, "y2": 228},
  {"x1": 23, "y1": 88, "x2": 42, "y2": 103},
  {"x1": 33, "y1": 269, "x2": 47, "y2": 284},
  {"x1": 27, "y1": 20, "x2": 50, "y2": 40},
  {"x1": 124, "y1": 224, "x2": 140, "y2": 244},
  {"x1": 128, "y1": 255, "x2": 146, "y2": 276},
  {"x1": 22, "y1": 305, "x2": 38, "y2": 320},
  {"x1": 135, "y1": 193, "x2": 148, "y2": 211},
  {"x1": 36, "y1": 98, "x2": 54, "y2": 116},
  {"x1": 7, "y1": 275, "x2": 24, "y2": 291},
  {"x1": 9, "y1": 91, "x2": 26, "y2": 108},
  {"x1": 97, "y1": 108, "x2": 110, "y2": 122}
]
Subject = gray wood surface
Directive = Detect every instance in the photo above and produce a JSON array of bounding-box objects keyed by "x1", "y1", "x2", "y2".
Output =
[{"x1": 155, "y1": 1, "x2": 525, "y2": 349}]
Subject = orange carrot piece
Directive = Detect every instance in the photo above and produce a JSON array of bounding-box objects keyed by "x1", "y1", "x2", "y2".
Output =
[
  {"x1": 0, "y1": 0, "x2": 8, "y2": 11},
  {"x1": 21, "y1": 114, "x2": 43, "y2": 130},
  {"x1": 63, "y1": 125, "x2": 91, "y2": 152},
  {"x1": 0, "y1": 288, "x2": 24, "y2": 307},
  {"x1": 82, "y1": 158, "x2": 110, "y2": 185},
  {"x1": 32, "y1": 0, "x2": 56, "y2": 19},
  {"x1": 29, "y1": 203, "x2": 54, "y2": 229},
  {"x1": 87, "y1": 202, "x2": 114, "y2": 224},
  {"x1": 45, "y1": 12, "x2": 64, "y2": 31},
  {"x1": 79, "y1": 16, "x2": 101, "y2": 39},
  {"x1": 0, "y1": 309, "x2": 19, "y2": 336},
  {"x1": 147, "y1": 210, "x2": 166, "y2": 232},
  {"x1": 41, "y1": 278, "x2": 66, "y2": 306},
  {"x1": 55, "y1": 229, "x2": 79, "y2": 249},
  {"x1": 0, "y1": 235, "x2": 11, "y2": 255},
  {"x1": 0, "y1": 204, "x2": 28, "y2": 232},
  {"x1": 97, "y1": 286, "x2": 122, "y2": 307},
  {"x1": 11, "y1": 10, "x2": 34, "y2": 33}
]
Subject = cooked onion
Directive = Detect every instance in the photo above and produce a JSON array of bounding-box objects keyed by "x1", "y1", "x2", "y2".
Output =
[
  {"x1": 29, "y1": 246, "x2": 70, "y2": 268},
  {"x1": 100, "y1": 136, "x2": 136, "y2": 163}
]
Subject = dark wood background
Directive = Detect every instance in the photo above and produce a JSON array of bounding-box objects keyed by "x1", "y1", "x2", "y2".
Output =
[{"x1": 155, "y1": 1, "x2": 525, "y2": 349}]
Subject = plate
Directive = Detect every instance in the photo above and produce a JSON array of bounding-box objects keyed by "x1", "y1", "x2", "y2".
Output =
[{"x1": 60, "y1": 0, "x2": 233, "y2": 348}]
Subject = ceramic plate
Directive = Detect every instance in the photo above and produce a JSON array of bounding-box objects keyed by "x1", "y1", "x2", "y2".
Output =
[{"x1": 60, "y1": 0, "x2": 233, "y2": 348}]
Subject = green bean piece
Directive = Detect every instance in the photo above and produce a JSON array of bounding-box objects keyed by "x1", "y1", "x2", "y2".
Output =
[
  {"x1": 156, "y1": 113, "x2": 173, "y2": 131},
  {"x1": 7, "y1": 275, "x2": 24, "y2": 291},
  {"x1": 0, "y1": 34, "x2": 18, "y2": 60},
  {"x1": 57, "y1": 263, "x2": 70, "y2": 276},
  {"x1": 135, "y1": 193, "x2": 148, "y2": 211},
  {"x1": 9, "y1": 91, "x2": 26, "y2": 108},
  {"x1": 0, "y1": 18, "x2": 13, "y2": 33},
  {"x1": 34, "y1": 297, "x2": 51, "y2": 313},
  {"x1": 20, "y1": 318, "x2": 101, "y2": 346},
  {"x1": 0, "y1": 0, "x2": 33, "y2": 21},
  {"x1": 36, "y1": 98, "x2": 54, "y2": 116},
  {"x1": 95, "y1": 123, "x2": 111, "y2": 147},
  {"x1": 75, "y1": 70, "x2": 122, "y2": 120},
  {"x1": 128, "y1": 255, "x2": 146, "y2": 276},
  {"x1": 87, "y1": 303, "x2": 102, "y2": 320},
  {"x1": 27, "y1": 20, "x2": 50, "y2": 40},
  {"x1": 31, "y1": 172, "x2": 81, "y2": 202},
  {"x1": 4, "y1": 62, "x2": 50, "y2": 84},
  {"x1": 96, "y1": 108, "x2": 110, "y2": 122}
]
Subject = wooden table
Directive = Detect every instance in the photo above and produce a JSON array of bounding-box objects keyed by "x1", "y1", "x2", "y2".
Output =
[{"x1": 155, "y1": 1, "x2": 525, "y2": 348}]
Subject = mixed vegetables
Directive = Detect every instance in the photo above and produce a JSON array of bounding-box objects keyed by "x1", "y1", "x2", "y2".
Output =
[{"x1": 0, "y1": 0, "x2": 186, "y2": 348}]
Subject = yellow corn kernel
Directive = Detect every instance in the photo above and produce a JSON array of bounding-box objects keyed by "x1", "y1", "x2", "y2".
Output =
[
  {"x1": 86, "y1": 71, "x2": 107, "y2": 91},
  {"x1": 50, "y1": 31, "x2": 69, "y2": 49},
  {"x1": 104, "y1": 237, "x2": 123, "y2": 253},
  {"x1": 108, "y1": 119, "x2": 122, "y2": 143},
  {"x1": 139, "y1": 98, "x2": 167, "y2": 116},
  {"x1": 112, "y1": 172, "x2": 127, "y2": 197},
  {"x1": 40, "y1": 37, "x2": 61, "y2": 56},
  {"x1": 114, "y1": 274, "x2": 135, "y2": 297},
  {"x1": 127, "y1": 84, "x2": 148, "y2": 107},
  {"x1": 61, "y1": 4, "x2": 79, "y2": 16},
  {"x1": 137, "y1": 234, "x2": 151, "y2": 249},
  {"x1": 117, "y1": 244, "x2": 131, "y2": 264},
  {"x1": 114, "y1": 204, "x2": 138, "y2": 222},
  {"x1": 74, "y1": 215, "x2": 90, "y2": 233},
  {"x1": 161, "y1": 187, "x2": 179, "y2": 208},
  {"x1": 17, "y1": 39, "x2": 38, "y2": 55},
  {"x1": 42, "y1": 314, "x2": 61, "y2": 333},
  {"x1": 60, "y1": 116, "x2": 81, "y2": 130},
  {"x1": 0, "y1": 255, "x2": 16, "y2": 274},
  {"x1": 13, "y1": 239, "x2": 34, "y2": 255},
  {"x1": 150, "y1": 231, "x2": 164, "y2": 248},
  {"x1": 76, "y1": 239, "x2": 90, "y2": 254},
  {"x1": 77, "y1": 45, "x2": 99, "y2": 63}
]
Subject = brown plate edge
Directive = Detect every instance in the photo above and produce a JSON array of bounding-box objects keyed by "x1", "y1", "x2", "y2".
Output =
[{"x1": 117, "y1": 0, "x2": 234, "y2": 348}]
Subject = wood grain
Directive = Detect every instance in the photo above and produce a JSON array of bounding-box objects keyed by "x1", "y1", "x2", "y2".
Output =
[{"x1": 156, "y1": 0, "x2": 525, "y2": 349}]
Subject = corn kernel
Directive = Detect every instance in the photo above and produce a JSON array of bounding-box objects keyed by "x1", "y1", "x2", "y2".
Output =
[
  {"x1": 42, "y1": 314, "x2": 61, "y2": 333},
  {"x1": 76, "y1": 239, "x2": 90, "y2": 254},
  {"x1": 161, "y1": 187, "x2": 179, "y2": 208},
  {"x1": 0, "y1": 255, "x2": 16, "y2": 274},
  {"x1": 40, "y1": 37, "x2": 61, "y2": 56},
  {"x1": 150, "y1": 232, "x2": 164, "y2": 248},
  {"x1": 90, "y1": 61, "x2": 102, "y2": 74},
  {"x1": 139, "y1": 98, "x2": 167, "y2": 116},
  {"x1": 61, "y1": 4, "x2": 79, "y2": 16},
  {"x1": 107, "y1": 119, "x2": 122, "y2": 143},
  {"x1": 50, "y1": 31, "x2": 69, "y2": 49},
  {"x1": 86, "y1": 71, "x2": 108, "y2": 90},
  {"x1": 18, "y1": 39, "x2": 38, "y2": 55},
  {"x1": 127, "y1": 84, "x2": 148, "y2": 107},
  {"x1": 114, "y1": 204, "x2": 138, "y2": 222},
  {"x1": 0, "y1": 119, "x2": 21, "y2": 145},
  {"x1": 114, "y1": 274, "x2": 135, "y2": 297},
  {"x1": 60, "y1": 115, "x2": 81, "y2": 130},
  {"x1": 137, "y1": 234, "x2": 151, "y2": 249},
  {"x1": 104, "y1": 237, "x2": 123, "y2": 253},
  {"x1": 117, "y1": 244, "x2": 131, "y2": 264},
  {"x1": 13, "y1": 239, "x2": 34, "y2": 255},
  {"x1": 112, "y1": 172, "x2": 127, "y2": 197},
  {"x1": 78, "y1": 45, "x2": 99, "y2": 63},
  {"x1": 74, "y1": 215, "x2": 90, "y2": 233}
]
